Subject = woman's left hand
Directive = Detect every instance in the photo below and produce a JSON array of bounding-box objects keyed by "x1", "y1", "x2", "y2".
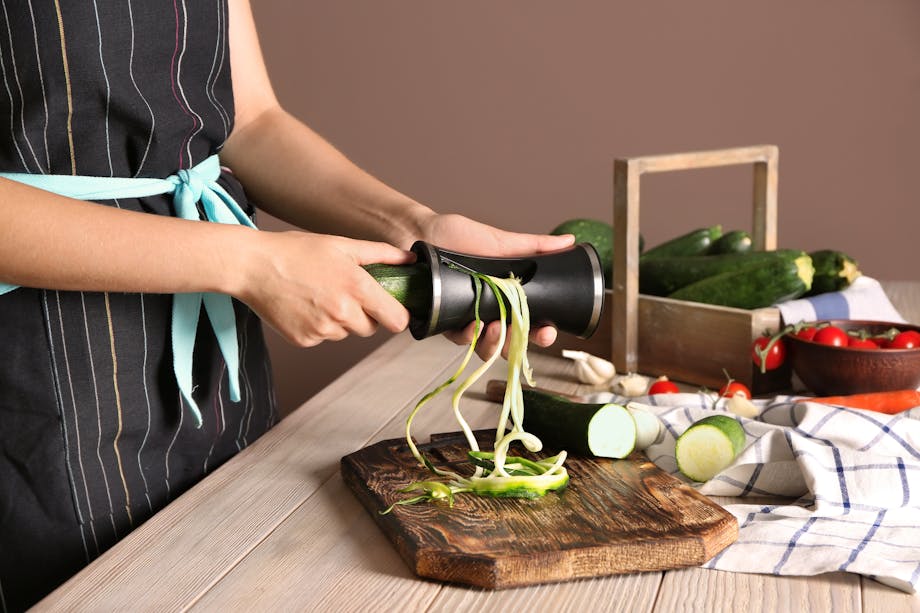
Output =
[{"x1": 417, "y1": 213, "x2": 576, "y2": 360}]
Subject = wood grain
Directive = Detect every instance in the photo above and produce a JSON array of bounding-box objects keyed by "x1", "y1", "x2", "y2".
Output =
[
  {"x1": 342, "y1": 430, "x2": 737, "y2": 589},
  {"x1": 656, "y1": 567, "x2": 861, "y2": 613}
]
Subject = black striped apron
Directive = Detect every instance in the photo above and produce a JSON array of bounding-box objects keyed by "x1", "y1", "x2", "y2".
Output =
[{"x1": 0, "y1": 3, "x2": 278, "y2": 610}]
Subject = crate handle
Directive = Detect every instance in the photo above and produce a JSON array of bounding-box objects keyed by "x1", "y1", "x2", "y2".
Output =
[{"x1": 611, "y1": 144, "x2": 779, "y2": 373}]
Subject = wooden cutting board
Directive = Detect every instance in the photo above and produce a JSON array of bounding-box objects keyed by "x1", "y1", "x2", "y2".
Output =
[{"x1": 341, "y1": 430, "x2": 737, "y2": 589}]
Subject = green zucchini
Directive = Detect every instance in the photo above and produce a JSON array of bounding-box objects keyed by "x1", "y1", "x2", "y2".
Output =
[
  {"x1": 521, "y1": 388, "x2": 637, "y2": 458},
  {"x1": 675, "y1": 415, "x2": 746, "y2": 482},
  {"x1": 640, "y1": 225, "x2": 723, "y2": 261},
  {"x1": 550, "y1": 218, "x2": 644, "y2": 288},
  {"x1": 708, "y1": 229, "x2": 753, "y2": 255},
  {"x1": 638, "y1": 249, "x2": 806, "y2": 297},
  {"x1": 805, "y1": 249, "x2": 861, "y2": 296},
  {"x1": 363, "y1": 263, "x2": 431, "y2": 318},
  {"x1": 667, "y1": 254, "x2": 814, "y2": 309}
]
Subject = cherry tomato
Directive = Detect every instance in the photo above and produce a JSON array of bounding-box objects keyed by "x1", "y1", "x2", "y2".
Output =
[
  {"x1": 648, "y1": 377, "x2": 680, "y2": 395},
  {"x1": 847, "y1": 337, "x2": 879, "y2": 349},
  {"x1": 794, "y1": 327, "x2": 818, "y2": 341},
  {"x1": 886, "y1": 330, "x2": 920, "y2": 349},
  {"x1": 719, "y1": 381, "x2": 751, "y2": 399},
  {"x1": 751, "y1": 336, "x2": 786, "y2": 371},
  {"x1": 813, "y1": 325, "x2": 849, "y2": 347}
]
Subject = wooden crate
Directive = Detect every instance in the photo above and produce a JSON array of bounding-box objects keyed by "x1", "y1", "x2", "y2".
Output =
[{"x1": 556, "y1": 145, "x2": 793, "y2": 395}]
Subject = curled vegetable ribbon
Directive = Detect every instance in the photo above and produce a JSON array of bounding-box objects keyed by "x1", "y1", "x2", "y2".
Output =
[{"x1": 0, "y1": 155, "x2": 255, "y2": 427}]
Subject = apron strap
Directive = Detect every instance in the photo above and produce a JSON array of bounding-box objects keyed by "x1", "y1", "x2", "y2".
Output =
[{"x1": 0, "y1": 155, "x2": 256, "y2": 427}]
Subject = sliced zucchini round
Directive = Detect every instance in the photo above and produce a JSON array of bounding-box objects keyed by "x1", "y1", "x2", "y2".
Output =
[{"x1": 675, "y1": 415, "x2": 746, "y2": 482}]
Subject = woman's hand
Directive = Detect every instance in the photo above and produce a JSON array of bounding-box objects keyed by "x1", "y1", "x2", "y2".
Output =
[
  {"x1": 417, "y1": 213, "x2": 576, "y2": 359},
  {"x1": 236, "y1": 231, "x2": 413, "y2": 347}
]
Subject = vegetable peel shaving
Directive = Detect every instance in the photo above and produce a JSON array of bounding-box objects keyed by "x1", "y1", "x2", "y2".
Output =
[{"x1": 382, "y1": 269, "x2": 568, "y2": 514}]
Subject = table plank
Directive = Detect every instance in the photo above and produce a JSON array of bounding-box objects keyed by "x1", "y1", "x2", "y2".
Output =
[
  {"x1": 655, "y1": 567, "x2": 861, "y2": 612},
  {"x1": 35, "y1": 333, "x2": 467, "y2": 611},
  {"x1": 428, "y1": 573, "x2": 662, "y2": 613},
  {"x1": 188, "y1": 472, "x2": 442, "y2": 612},
  {"x1": 861, "y1": 577, "x2": 920, "y2": 613}
]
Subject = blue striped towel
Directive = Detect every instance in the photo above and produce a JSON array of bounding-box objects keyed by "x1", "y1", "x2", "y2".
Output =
[
  {"x1": 631, "y1": 393, "x2": 920, "y2": 593},
  {"x1": 776, "y1": 276, "x2": 906, "y2": 325}
]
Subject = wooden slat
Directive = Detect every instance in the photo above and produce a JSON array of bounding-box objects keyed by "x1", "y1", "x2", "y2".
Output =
[
  {"x1": 655, "y1": 567, "x2": 861, "y2": 613},
  {"x1": 613, "y1": 159, "x2": 642, "y2": 369},
  {"x1": 861, "y1": 576, "x2": 920, "y2": 613},
  {"x1": 429, "y1": 572, "x2": 663, "y2": 613},
  {"x1": 634, "y1": 295, "x2": 783, "y2": 391},
  {"x1": 752, "y1": 154, "x2": 779, "y2": 251},
  {"x1": 34, "y1": 333, "x2": 467, "y2": 611},
  {"x1": 633, "y1": 145, "x2": 777, "y2": 174},
  {"x1": 188, "y1": 472, "x2": 443, "y2": 612}
]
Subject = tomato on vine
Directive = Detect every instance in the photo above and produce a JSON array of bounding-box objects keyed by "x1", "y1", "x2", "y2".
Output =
[
  {"x1": 886, "y1": 330, "x2": 920, "y2": 349},
  {"x1": 719, "y1": 380, "x2": 751, "y2": 400},
  {"x1": 813, "y1": 325, "x2": 849, "y2": 347},
  {"x1": 751, "y1": 336, "x2": 786, "y2": 371},
  {"x1": 794, "y1": 327, "x2": 818, "y2": 341},
  {"x1": 848, "y1": 337, "x2": 879, "y2": 349}
]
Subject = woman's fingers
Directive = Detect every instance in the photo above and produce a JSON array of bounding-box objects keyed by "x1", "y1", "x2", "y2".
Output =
[
  {"x1": 239, "y1": 232, "x2": 414, "y2": 346},
  {"x1": 443, "y1": 320, "x2": 557, "y2": 361}
]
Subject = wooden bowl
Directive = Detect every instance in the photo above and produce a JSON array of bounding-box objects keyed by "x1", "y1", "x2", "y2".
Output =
[{"x1": 786, "y1": 320, "x2": 920, "y2": 396}]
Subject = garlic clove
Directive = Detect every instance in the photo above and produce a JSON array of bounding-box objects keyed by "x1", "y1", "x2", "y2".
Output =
[
  {"x1": 575, "y1": 359, "x2": 609, "y2": 385},
  {"x1": 561, "y1": 349, "x2": 589, "y2": 361},
  {"x1": 585, "y1": 354, "x2": 616, "y2": 380},
  {"x1": 562, "y1": 349, "x2": 616, "y2": 385},
  {"x1": 725, "y1": 391, "x2": 760, "y2": 418},
  {"x1": 611, "y1": 372, "x2": 649, "y2": 397}
]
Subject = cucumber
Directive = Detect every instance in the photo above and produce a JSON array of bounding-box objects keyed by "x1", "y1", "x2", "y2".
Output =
[
  {"x1": 550, "y1": 218, "x2": 644, "y2": 288},
  {"x1": 675, "y1": 415, "x2": 746, "y2": 482},
  {"x1": 639, "y1": 225, "x2": 723, "y2": 261},
  {"x1": 521, "y1": 388, "x2": 637, "y2": 458},
  {"x1": 667, "y1": 254, "x2": 814, "y2": 309},
  {"x1": 804, "y1": 249, "x2": 861, "y2": 296},
  {"x1": 708, "y1": 229, "x2": 753, "y2": 255},
  {"x1": 638, "y1": 249, "x2": 806, "y2": 297},
  {"x1": 363, "y1": 263, "x2": 431, "y2": 318}
]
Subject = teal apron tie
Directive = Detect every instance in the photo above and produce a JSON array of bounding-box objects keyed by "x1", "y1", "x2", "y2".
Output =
[{"x1": 0, "y1": 155, "x2": 255, "y2": 427}]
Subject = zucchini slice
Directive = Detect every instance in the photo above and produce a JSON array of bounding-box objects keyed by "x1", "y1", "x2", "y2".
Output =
[{"x1": 675, "y1": 415, "x2": 746, "y2": 482}]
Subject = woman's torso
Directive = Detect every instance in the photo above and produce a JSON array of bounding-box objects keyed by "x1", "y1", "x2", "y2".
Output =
[
  {"x1": 0, "y1": 0, "x2": 234, "y2": 177},
  {"x1": 0, "y1": 4, "x2": 278, "y2": 611}
]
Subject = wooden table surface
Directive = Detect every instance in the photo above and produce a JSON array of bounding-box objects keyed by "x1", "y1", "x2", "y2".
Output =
[{"x1": 36, "y1": 282, "x2": 920, "y2": 612}]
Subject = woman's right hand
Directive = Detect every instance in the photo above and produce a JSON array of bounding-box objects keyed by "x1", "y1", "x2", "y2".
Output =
[{"x1": 235, "y1": 230, "x2": 413, "y2": 347}]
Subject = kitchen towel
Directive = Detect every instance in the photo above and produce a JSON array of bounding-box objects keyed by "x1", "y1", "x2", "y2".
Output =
[
  {"x1": 776, "y1": 276, "x2": 906, "y2": 325},
  {"x1": 630, "y1": 392, "x2": 920, "y2": 593}
]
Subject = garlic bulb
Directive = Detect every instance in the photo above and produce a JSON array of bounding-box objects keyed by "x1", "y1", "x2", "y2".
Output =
[
  {"x1": 725, "y1": 391, "x2": 759, "y2": 418},
  {"x1": 611, "y1": 372, "x2": 649, "y2": 397},
  {"x1": 561, "y1": 349, "x2": 616, "y2": 385}
]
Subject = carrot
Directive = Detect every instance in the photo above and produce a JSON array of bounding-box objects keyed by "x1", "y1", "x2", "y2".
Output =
[{"x1": 796, "y1": 389, "x2": 920, "y2": 415}]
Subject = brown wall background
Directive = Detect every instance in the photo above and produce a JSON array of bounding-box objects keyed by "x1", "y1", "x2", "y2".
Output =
[{"x1": 250, "y1": 1, "x2": 920, "y2": 414}]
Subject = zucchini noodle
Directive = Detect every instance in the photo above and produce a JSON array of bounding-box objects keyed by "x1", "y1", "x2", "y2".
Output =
[{"x1": 383, "y1": 269, "x2": 568, "y2": 513}]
